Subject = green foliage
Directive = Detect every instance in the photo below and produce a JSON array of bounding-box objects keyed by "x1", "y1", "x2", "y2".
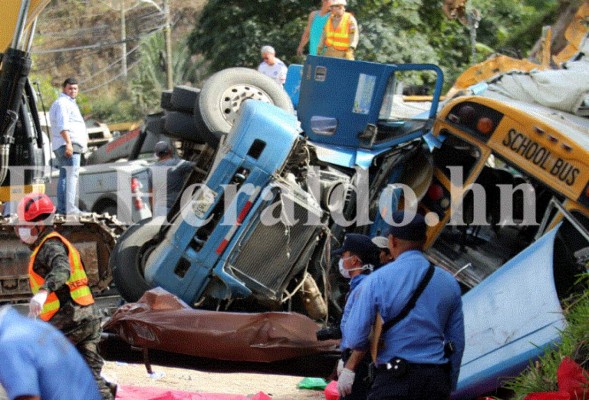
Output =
[
  {"x1": 504, "y1": 273, "x2": 589, "y2": 399},
  {"x1": 29, "y1": 72, "x2": 60, "y2": 113},
  {"x1": 470, "y1": 0, "x2": 559, "y2": 58},
  {"x1": 189, "y1": 0, "x2": 316, "y2": 71},
  {"x1": 130, "y1": 32, "x2": 203, "y2": 115},
  {"x1": 189, "y1": 0, "x2": 560, "y2": 90},
  {"x1": 89, "y1": 86, "x2": 139, "y2": 122}
]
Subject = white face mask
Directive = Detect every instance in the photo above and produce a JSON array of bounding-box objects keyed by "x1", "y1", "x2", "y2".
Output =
[
  {"x1": 338, "y1": 256, "x2": 373, "y2": 279},
  {"x1": 18, "y1": 227, "x2": 38, "y2": 244},
  {"x1": 338, "y1": 258, "x2": 351, "y2": 279}
]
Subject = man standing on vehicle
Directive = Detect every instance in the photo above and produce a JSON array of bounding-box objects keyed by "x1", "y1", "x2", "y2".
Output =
[
  {"x1": 317, "y1": 0, "x2": 359, "y2": 60},
  {"x1": 149, "y1": 141, "x2": 194, "y2": 217},
  {"x1": 297, "y1": 0, "x2": 333, "y2": 57},
  {"x1": 257, "y1": 45, "x2": 288, "y2": 86},
  {"x1": 332, "y1": 233, "x2": 378, "y2": 400},
  {"x1": 15, "y1": 193, "x2": 116, "y2": 400},
  {"x1": 49, "y1": 77, "x2": 88, "y2": 215},
  {"x1": 338, "y1": 211, "x2": 465, "y2": 400}
]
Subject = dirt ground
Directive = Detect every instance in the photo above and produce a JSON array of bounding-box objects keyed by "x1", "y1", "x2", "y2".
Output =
[
  {"x1": 102, "y1": 360, "x2": 328, "y2": 399},
  {"x1": 0, "y1": 361, "x2": 329, "y2": 400}
]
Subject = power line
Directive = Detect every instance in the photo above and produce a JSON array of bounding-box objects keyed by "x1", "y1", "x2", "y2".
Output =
[
  {"x1": 31, "y1": 24, "x2": 166, "y2": 54},
  {"x1": 79, "y1": 43, "x2": 142, "y2": 85},
  {"x1": 83, "y1": 61, "x2": 139, "y2": 93}
]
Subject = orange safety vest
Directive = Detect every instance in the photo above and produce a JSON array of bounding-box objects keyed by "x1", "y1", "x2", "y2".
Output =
[
  {"x1": 324, "y1": 12, "x2": 352, "y2": 51},
  {"x1": 28, "y1": 231, "x2": 94, "y2": 321}
]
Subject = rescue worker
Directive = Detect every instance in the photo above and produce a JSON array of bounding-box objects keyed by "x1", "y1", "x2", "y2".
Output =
[
  {"x1": 332, "y1": 234, "x2": 379, "y2": 400},
  {"x1": 339, "y1": 212, "x2": 465, "y2": 400},
  {"x1": 15, "y1": 193, "x2": 116, "y2": 400},
  {"x1": 317, "y1": 0, "x2": 359, "y2": 60}
]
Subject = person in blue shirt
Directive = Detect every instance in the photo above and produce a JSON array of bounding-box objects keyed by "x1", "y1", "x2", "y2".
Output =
[
  {"x1": 49, "y1": 77, "x2": 88, "y2": 215},
  {"x1": 0, "y1": 305, "x2": 101, "y2": 400},
  {"x1": 332, "y1": 233, "x2": 379, "y2": 400},
  {"x1": 338, "y1": 211, "x2": 465, "y2": 400}
]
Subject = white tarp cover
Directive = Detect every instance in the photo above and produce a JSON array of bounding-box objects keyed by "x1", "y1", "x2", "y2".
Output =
[{"x1": 487, "y1": 38, "x2": 589, "y2": 116}]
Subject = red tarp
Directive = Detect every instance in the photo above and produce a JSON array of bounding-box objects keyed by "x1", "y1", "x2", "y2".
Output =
[
  {"x1": 104, "y1": 288, "x2": 338, "y2": 363},
  {"x1": 116, "y1": 385, "x2": 272, "y2": 400}
]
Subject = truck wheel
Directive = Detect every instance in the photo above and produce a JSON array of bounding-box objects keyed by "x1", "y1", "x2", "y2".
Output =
[
  {"x1": 160, "y1": 90, "x2": 173, "y2": 111},
  {"x1": 164, "y1": 111, "x2": 205, "y2": 142},
  {"x1": 171, "y1": 85, "x2": 201, "y2": 113},
  {"x1": 110, "y1": 218, "x2": 161, "y2": 302},
  {"x1": 94, "y1": 199, "x2": 133, "y2": 225},
  {"x1": 193, "y1": 67, "x2": 294, "y2": 143}
]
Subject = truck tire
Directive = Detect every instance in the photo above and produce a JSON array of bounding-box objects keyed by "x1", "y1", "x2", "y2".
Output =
[
  {"x1": 193, "y1": 67, "x2": 294, "y2": 143},
  {"x1": 164, "y1": 111, "x2": 205, "y2": 142},
  {"x1": 160, "y1": 90, "x2": 173, "y2": 111},
  {"x1": 110, "y1": 218, "x2": 161, "y2": 302},
  {"x1": 171, "y1": 85, "x2": 201, "y2": 113}
]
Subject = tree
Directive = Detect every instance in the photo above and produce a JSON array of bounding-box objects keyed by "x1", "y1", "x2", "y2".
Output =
[
  {"x1": 189, "y1": 0, "x2": 473, "y2": 86},
  {"x1": 130, "y1": 32, "x2": 202, "y2": 115},
  {"x1": 188, "y1": 0, "x2": 315, "y2": 72}
]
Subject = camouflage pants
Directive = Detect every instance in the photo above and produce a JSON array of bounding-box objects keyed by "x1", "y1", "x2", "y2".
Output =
[{"x1": 65, "y1": 319, "x2": 114, "y2": 400}]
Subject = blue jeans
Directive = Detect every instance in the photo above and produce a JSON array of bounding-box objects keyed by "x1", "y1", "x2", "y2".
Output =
[{"x1": 54, "y1": 146, "x2": 81, "y2": 214}]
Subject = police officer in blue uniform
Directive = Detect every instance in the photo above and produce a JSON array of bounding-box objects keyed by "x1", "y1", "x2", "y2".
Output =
[
  {"x1": 332, "y1": 233, "x2": 379, "y2": 400},
  {"x1": 338, "y1": 211, "x2": 465, "y2": 400}
]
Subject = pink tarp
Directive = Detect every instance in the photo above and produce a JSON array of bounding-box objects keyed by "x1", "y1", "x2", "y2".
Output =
[{"x1": 116, "y1": 385, "x2": 272, "y2": 400}]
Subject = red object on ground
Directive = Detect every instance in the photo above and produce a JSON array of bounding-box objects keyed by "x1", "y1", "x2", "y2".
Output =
[
  {"x1": 558, "y1": 357, "x2": 589, "y2": 398},
  {"x1": 524, "y1": 357, "x2": 589, "y2": 400},
  {"x1": 116, "y1": 385, "x2": 269, "y2": 400},
  {"x1": 524, "y1": 393, "x2": 571, "y2": 400},
  {"x1": 250, "y1": 393, "x2": 272, "y2": 400},
  {"x1": 324, "y1": 380, "x2": 339, "y2": 400}
]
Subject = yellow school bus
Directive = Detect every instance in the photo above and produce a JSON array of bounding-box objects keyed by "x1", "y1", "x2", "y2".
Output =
[{"x1": 420, "y1": 93, "x2": 589, "y2": 289}]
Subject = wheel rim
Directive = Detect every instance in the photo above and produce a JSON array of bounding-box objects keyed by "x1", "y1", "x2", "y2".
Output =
[{"x1": 218, "y1": 84, "x2": 273, "y2": 125}]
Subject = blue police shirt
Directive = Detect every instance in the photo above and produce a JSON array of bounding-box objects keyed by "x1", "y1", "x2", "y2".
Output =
[
  {"x1": 343, "y1": 250, "x2": 465, "y2": 389},
  {"x1": 0, "y1": 307, "x2": 101, "y2": 400},
  {"x1": 340, "y1": 273, "x2": 368, "y2": 350}
]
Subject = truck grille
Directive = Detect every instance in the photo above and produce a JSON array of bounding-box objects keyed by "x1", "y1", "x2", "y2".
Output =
[{"x1": 229, "y1": 189, "x2": 323, "y2": 299}]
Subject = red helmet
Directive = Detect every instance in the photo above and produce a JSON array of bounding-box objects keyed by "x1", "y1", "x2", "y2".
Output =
[{"x1": 17, "y1": 193, "x2": 56, "y2": 222}]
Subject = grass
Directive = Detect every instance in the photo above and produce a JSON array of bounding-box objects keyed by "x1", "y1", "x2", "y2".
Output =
[{"x1": 503, "y1": 273, "x2": 589, "y2": 399}]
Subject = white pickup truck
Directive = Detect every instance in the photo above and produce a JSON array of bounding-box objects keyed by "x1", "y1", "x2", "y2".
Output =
[{"x1": 44, "y1": 157, "x2": 153, "y2": 224}]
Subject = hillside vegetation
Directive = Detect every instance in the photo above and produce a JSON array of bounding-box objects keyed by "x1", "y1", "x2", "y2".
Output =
[{"x1": 28, "y1": 1, "x2": 581, "y2": 123}]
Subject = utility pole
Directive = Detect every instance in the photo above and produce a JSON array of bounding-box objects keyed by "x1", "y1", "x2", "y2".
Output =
[
  {"x1": 121, "y1": 0, "x2": 128, "y2": 78},
  {"x1": 163, "y1": 0, "x2": 173, "y2": 90},
  {"x1": 105, "y1": 0, "x2": 169, "y2": 82}
]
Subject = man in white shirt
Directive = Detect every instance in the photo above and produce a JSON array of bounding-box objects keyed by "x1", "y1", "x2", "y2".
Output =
[
  {"x1": 257, "y1": 45, "x2": 288, "y2": 86},
  {"x1": 49, "y1": 78, "x2": 88, "y2": 215}
]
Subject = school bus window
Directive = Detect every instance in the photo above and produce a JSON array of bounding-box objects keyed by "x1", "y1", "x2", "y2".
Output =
[
  {"x1": 433, "y1": 133, "x2": 481, "y2": 182},
  {"x1": 425, "y1": 151, "x2": 560, "y2": 289}
]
